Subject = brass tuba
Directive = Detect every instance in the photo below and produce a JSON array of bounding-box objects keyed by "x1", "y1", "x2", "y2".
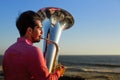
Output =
[{"x1": 37, "y1": 7, "x2": 74, "y2": 73}]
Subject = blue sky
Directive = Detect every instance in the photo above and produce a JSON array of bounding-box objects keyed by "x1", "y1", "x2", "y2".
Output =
[{"x1": 0, "y1": 0, "x2": 120, "y2": 55}]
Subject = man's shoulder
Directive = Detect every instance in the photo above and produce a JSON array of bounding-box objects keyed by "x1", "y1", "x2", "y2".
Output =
[
  {"x1": 28, "y1": 45, "x2": 42, "y2": 54},
  {"x1": 28, "y1": 45, "x2": 40, "y2": 50}
]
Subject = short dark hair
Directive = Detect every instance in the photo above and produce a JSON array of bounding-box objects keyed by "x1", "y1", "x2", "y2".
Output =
[{"x1": 16, "y1": 10, "x2": 41, "y2": 36}]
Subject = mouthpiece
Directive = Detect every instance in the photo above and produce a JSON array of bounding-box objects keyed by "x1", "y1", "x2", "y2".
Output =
[{"x1": 41, "y1": 37, "x2": 57, "y2": 45}]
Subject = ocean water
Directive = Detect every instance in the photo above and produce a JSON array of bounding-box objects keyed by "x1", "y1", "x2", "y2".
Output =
[{"x1": 58, "y1": 55, "x2": 120, "y2": 73}]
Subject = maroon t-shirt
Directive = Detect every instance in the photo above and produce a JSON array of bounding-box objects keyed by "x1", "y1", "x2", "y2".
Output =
[{"x1": 2, "y1": 37, "x2": 60, "y2": 80}]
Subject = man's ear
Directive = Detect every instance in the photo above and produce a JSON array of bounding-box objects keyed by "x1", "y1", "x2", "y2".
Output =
[{"x1": 27, "y1": 27, "x2": 33, "y2": 34}]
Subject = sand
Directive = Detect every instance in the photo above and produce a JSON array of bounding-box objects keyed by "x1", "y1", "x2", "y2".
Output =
[
  {"x1": 0, "y1": 71, "x2": 120, "y2": 80},
  {"x1": 0, "y1": 67, "x2": 120, "y2": 80},
  {"x1": 59, "y1": 69, "x2": 120, "y2": 80}
]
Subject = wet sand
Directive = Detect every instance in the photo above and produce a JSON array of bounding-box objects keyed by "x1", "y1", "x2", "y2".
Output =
[
  {"x1": 0, "y1": 66, "x2": 120, "y2": 80},
  {"x1": 0, "y1": 70, "x2": 120, "y2": 80},
  {"x1": 59, "y1": 68, "x2": 120, "y2": 80},
  {"x1": 1, "y1": 70, "x2": 119, "y2": 80},
  {"x1": 60, "y1": 72, "x2": 120, "y2": 80}
]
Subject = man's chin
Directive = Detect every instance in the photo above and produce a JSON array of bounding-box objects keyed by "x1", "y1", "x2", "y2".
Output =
[{"x1": 33, "y1": 39, "x2": 41, "y2": 43}]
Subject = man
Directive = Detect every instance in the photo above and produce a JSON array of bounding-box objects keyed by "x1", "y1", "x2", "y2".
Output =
[{"x1": 2, "y1": 10, "x2": 65, "y2": 80}]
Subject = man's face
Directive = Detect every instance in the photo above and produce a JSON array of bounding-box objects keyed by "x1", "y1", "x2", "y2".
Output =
[{"x1": 32, "y1": 20, "x2": 43, "y2": 43}]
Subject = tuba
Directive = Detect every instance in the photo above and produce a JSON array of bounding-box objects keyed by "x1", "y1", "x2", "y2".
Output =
[{"x1": 37, "y1": 7, "x2": 74, "y2": 73}]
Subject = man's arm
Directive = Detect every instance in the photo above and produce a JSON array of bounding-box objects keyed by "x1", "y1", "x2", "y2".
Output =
[{"x1": 27, "y1": 47, "x2": 63, "y2": 80}]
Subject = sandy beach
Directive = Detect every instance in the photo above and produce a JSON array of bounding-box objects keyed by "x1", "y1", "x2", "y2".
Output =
[
  {"x1": 59, "y1": 68, "x2": 120, "y2": 80},
  {"x1": 0, "y1": 68, "x2": 120, "y2": 80}
]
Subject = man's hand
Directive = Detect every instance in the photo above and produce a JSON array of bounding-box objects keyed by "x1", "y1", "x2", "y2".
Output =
[{"x1": 56, "y1": 63, "x2": 66, "y2": 77}]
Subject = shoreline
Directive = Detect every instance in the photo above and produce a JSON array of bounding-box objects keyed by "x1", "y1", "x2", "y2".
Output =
[
  {"x1": 61, "y1": 69, "x2": 120, "y2": 80},
  {"x1": 0, "y1": 70, "x2": 120, "y2": 80},
  {"x1": 0, "y1": 65, "x2": 120, "y2": 80}
]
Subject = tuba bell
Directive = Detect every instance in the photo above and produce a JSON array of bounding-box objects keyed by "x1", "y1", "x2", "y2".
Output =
[{"x1": 37, "y1": 7, "x2": 74, "y2": 73}]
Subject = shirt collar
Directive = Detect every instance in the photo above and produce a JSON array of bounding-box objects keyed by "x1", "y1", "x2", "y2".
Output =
[{"x1": 17, "y1": 37, "x2": 33, "y2": 45}]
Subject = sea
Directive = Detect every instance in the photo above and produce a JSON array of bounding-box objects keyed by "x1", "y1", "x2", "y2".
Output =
[{"x1": 58, "y1": 55, "x2": 120, "y2": 73}]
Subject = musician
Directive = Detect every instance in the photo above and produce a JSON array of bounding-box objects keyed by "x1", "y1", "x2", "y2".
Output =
[{"x1": 2, "y1": 10, "x2": 65, "y2": 80}]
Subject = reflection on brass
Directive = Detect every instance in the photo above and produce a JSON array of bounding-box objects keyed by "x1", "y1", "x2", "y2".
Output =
[{"x1": 37, "y1": 7, "x2": 74, "y2": 73}]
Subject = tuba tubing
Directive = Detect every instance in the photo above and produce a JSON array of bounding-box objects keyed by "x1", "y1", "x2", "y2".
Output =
[{"x1": 40, "y1": 37, "x2": 58, "y2": 72}]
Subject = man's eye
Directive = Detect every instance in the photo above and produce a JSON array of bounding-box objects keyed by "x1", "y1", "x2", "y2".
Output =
[{"x1": 39, "y1": 27, "x2": 42, "y2": 30}]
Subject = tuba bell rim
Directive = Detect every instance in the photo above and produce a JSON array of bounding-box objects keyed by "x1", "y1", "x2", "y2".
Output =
[{"x1": 37, "y1": 7, "x2": 74, "y2": 30}]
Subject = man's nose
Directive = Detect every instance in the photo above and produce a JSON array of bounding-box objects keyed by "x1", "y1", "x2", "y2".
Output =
[{"x1": 41, "y1": 29, "x2": 43, "y2": 34}]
